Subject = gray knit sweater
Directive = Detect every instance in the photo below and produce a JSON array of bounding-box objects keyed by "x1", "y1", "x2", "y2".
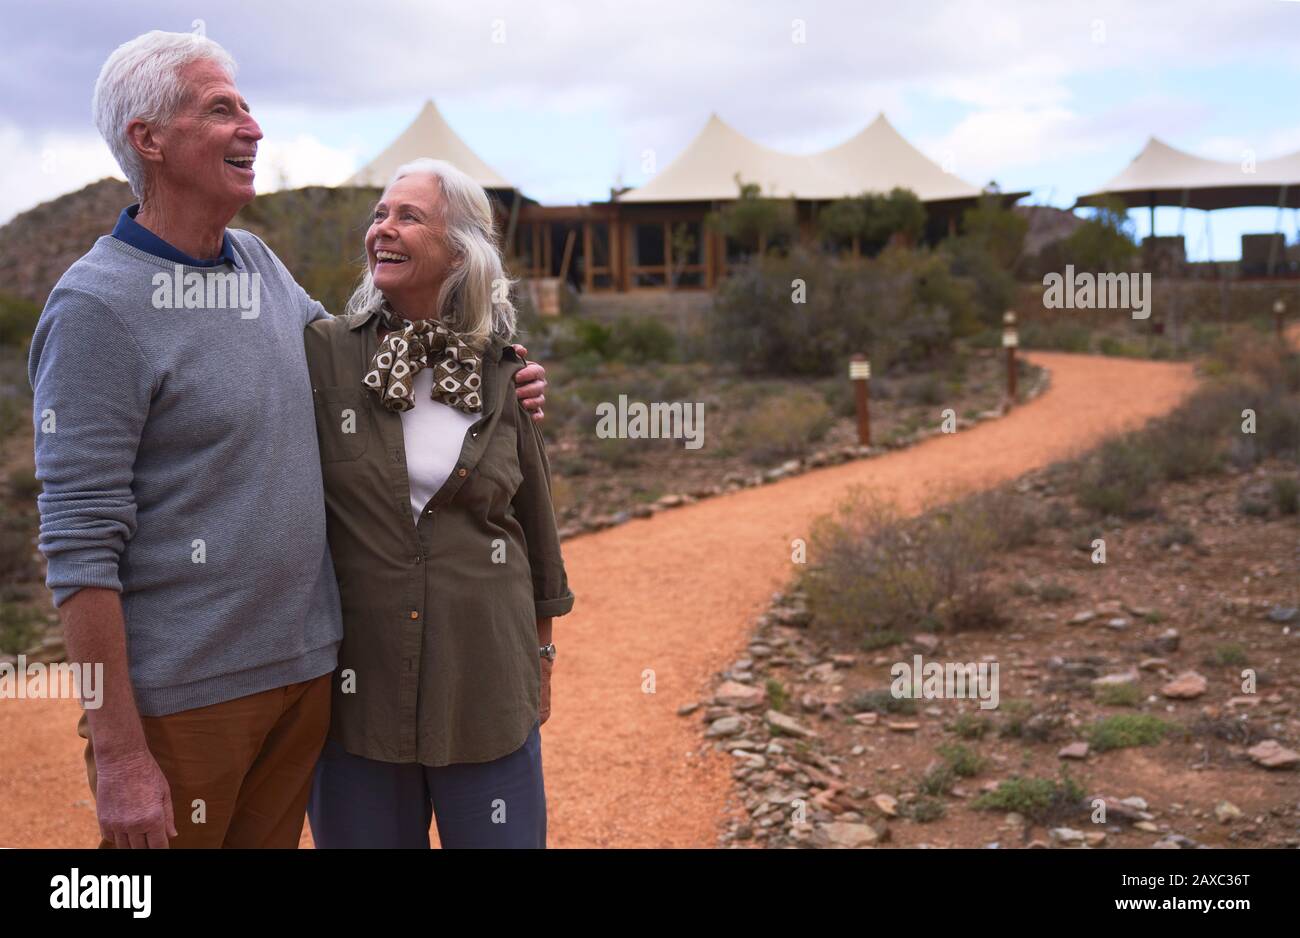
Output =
[{"x1": 28, "y1": 231, "x2": 342, "y2": 716}]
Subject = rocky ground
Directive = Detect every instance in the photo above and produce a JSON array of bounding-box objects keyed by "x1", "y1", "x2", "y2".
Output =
[
  {"x1": 696, "y1": 459, "x2": 1300, "y2": 849},
  {"x1": 546, "y1": 350, "x2": 1043, "y2": 532}
]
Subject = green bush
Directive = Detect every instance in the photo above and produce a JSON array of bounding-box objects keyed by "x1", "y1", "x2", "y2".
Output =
[
  {"x1": 729, "y1": 389, "x2": 832, "y2": 464},
  {"x1": 1094, "y1": 682, "x2": 1142, "y2": 707},
  {"x1": 803, "y1": 487, "x2": 1012, "y2": 637},
  {"x1": 0, "y1": 601, "x2": 44, "y2": 655},
  {"x1": 711, "y1": 244, "x2": 973, "y2": 377},
  {"x1": 611, "y1": 316, "x2": 676, "y2": 363},
  {"x1": 936, "y1": 742, "x2": 985, "y2": 778},
  {"x1": 1088, "y1": 714, "x2": 1172, "y2": 751},
  {"x1": 1273, "y1": 476, "x2": 1300, "y2": 514},
  {"x1": 765, "y1": 678, "x2": 788, "y2": 713},
  {"x1": 1076, "y1": 436, "x2": 1158, "y2": 518},
  {"x1": 949, "y1": 713, "x2": 991, "y2": 740},
  {"x1": 0, "y1": 293, "x2": 42, "y2": 348},
  {"x1": 972, "y1": 773, "x2": 1085, "y2": 824}
]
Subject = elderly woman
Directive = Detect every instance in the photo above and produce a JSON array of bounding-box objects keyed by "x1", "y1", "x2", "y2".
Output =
[{"x1": 304, "y1": 158, "x2": 573, "y2": 849}]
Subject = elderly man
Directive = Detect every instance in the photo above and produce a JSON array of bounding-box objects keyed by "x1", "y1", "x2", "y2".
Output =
[{"x1": 28, "y1": 30, "x2": 547, "y2": 849}]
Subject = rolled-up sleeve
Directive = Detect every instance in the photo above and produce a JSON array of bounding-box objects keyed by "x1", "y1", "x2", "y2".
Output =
[
  {"x1": 28, "y1": 289, "x2": 154, "y2": 606},
  {"x1": 512, "y1": 398, "x2": 574, "y2": 618}
]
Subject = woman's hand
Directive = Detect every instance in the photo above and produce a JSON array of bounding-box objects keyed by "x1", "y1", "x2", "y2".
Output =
[
  {"x1": 511, "y1": 344, "x2": 547, "y2": 422},
  {"x1": 539, "y1": 656, "x2": 553, "y2": 725}
]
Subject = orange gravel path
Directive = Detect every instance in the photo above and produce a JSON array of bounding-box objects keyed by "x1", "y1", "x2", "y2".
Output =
[{"x1": 0, "y1": 350, "x2": 1198, "y2": 848}]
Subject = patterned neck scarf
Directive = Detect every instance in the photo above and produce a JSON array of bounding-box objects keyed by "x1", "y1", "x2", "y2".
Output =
[{"x1": 363, "y1": 304, "x2": 485, "y2": 414}]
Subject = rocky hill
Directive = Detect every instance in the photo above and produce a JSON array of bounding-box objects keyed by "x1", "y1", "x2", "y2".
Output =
[{"x1": 0, "y1": 178, "x2": 133, "y2": 307}]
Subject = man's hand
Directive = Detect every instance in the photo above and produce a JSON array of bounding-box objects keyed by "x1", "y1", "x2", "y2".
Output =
[
  {"x1": 95, "y1": 748, "x2": 177, "y2": 849},
  {"x1": 539, "y1": 656, "x2": 553, "y2": 725},
  {"x1": 511, "y1": 343, "x2": 546, "y2": 422}
]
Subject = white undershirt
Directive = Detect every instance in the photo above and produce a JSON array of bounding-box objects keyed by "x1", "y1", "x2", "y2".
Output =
[{"x1": 400, "y1": 368, "x2": 479, "y2": 524}]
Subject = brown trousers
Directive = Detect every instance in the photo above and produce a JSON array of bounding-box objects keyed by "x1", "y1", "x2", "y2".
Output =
[{"x1": 78, "y1": 673, "x2": 332, "y2": 848}]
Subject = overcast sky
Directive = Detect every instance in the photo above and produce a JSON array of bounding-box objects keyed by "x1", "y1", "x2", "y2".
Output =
[{"x1": 2, "y1": 0, "x2": 1298, "y2": 259}]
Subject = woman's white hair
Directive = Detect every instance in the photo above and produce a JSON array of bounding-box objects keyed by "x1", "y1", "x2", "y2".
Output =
[
  {"x1": 92, "y1": 30, "x2": 238, "y2": 199},
  {"x1": 345, "y1": 158, "x2": 518, "y2": 343}
]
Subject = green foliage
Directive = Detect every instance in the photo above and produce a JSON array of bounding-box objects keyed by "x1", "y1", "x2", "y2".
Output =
[
  {"x1": 765, "y1": 678, "x2": 788, "y2": 713},
  {"x1": 936, "y1": 742, "x2": 985, "y2": 777},
  {"x1": 1094, "y1": 682, "x2": 1142, "y2": 707},
  {"x1": 960, "y1": 193, "x2": 1028, "y2": 270},
  {"x1": 1273, "y1": 476, "x2": 1300, "y2": 514},
  {"x1": 1062, "y1": 195, "x2": 1139, "y2": 272},
  {"x1": 728, "y1": 388, "x2": 833, "y2": 464},
  {"x1": 816, "y1": 188, "x2": 926, "y2": 255},
  {"x1": 1088, "y1": 714, "x2": 1172, "y2": 751},
  {"x1": 0, "y1": 292, "x2": 42, "y2": 348},
  {"x1": 972, "y1": 773, "x2": 1085, "y2": 824},
  {"x1": 0, "y1": 601, "x2": 45, "y2": 655},
  {"x1": 949, "y1": 712, "x2": 991, "y2": 740},
  {"x1": 803, "y1": 485, "x2": 1034, "y2": 637},
  {"x1": 233, "y1": 186, "x2": 380, "y2": 317},
  {"x1": 706, "y1": 175, "x2": 797, "y2": 253},
  {"x1": 848, "y1": 688, "x2": 918, "y2": 715},
  {"x1": 711, "y1": 245, "x2": 972, "y2": 377}
]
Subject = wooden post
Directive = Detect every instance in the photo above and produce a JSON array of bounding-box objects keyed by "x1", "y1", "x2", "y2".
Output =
[
  {"x1": 850, "y1": 355, "x2": 871, "y2": 446},
  {"x1": 582, "y1": 222, "x2": 593, "y2": 292},
  {"x1": 1002, "y1": 310, "x2": 1019, "y2": 405},
  {"x1": 664, "y1": 221, "x2": 672, "y2": 289},
  {"x1": 1276, "y1": 299, "x2": 1287, "y2": 342}
]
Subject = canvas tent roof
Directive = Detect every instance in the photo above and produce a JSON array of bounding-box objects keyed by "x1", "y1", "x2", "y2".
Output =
[
  {"x1": 617, "y1": 113, "x2": 986, "y2": 203},
  {"x1": 346, "y1": 100, "x2": 514, "y2": 190},
  {"x1": 811, "y1": 114, "x2": 983, "y2": 202},
  {"x1": 1075, "y1": 137, "x2": 1300, "y2": 211}
]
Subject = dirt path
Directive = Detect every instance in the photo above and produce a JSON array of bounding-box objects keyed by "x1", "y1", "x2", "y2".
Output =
[{"x1": 0, "y1": 350, "x2": 1199, "y2": 848}]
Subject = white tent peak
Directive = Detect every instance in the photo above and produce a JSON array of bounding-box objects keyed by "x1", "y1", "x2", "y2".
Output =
[
  {"x1": 346, "y1": 99, "x2": 514, "y2": 190},
  {"x1": 1077, "y1": 135, "x2": 1300, "y2": 210},
  {"x1": 618, "y1": 112, "x2": 984, "y2": 203}
]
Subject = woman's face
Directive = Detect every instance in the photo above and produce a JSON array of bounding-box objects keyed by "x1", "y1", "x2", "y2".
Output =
[{"x1": 365, "y1": 173, "x2": 458, "y2": 318}]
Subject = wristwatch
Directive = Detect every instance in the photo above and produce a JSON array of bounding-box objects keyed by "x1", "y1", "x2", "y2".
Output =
[{"x1": 539, "y1": 643, "x2": 556, "y2": 661}]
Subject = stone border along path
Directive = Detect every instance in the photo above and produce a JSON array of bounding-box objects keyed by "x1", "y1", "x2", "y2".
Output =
[{"x1": 0, "y1": 350, "x2": 1203, "y2": 847}]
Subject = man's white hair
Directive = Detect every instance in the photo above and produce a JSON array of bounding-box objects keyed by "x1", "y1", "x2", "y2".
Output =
[
  {"x1": 92, "y1": 30, "x2": 238, "y2": 198},
  {"x1": 346, "y1": 158, "x2": 518, "y2": 343}
]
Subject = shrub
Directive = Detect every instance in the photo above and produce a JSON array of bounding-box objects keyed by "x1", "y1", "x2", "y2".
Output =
[
  {"x1": 8, "y1": 468, "x2": 40, "y2": 503},
  {"x1": 611, "y1": 316, "x2": 676, "y2": 363},
  {"x1": 1088, "y1": 714, "x2": 1172, "y2": 751},
  {"x1": 1076, "y1": 436, "x2": 1158, "y2": 518},
  {"x1": 848, "y1": 688, "x2": 918, "y2": 715},
  {"x1": 804, "y1": 485, "x2": 1032, "y2": 638},
  {"x1": 1094, "y1": 682, "x2": 1142, "y2": 707},
  {"x1": 949, "y1": 713, "x2": 991, "y2": 740},
  {"x1": 972, "y1": 773, "x2": 1085, "y2": 824},
  {"x1": 729, "y1": 389, "x2": 833, "y2": 464},
  {"x1": 0, "y1": 601, "x2": 44, "y2": 655},
  {"x1": 0, "y1": 292, "x2": 42, "y2": 348},
  {"x1": 936, "y1": 742, "x2": 985, "y2": 778},
  {"x1": 907, "y1": 795, "x2": 946, "y2": 823},
  {"x1": 710, "y1": 245, "x2": 970, "y2": 377},
  {"x1": 765, "y1": 678, "x2": 788, "y2": 713},
  {"x1": 1273, "y1": 476, "x2": 1300, "y2": 515}
]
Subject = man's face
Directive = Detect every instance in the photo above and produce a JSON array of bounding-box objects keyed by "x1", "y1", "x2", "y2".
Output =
[{"x1": 147, "y1": 58, "x2": 263, "y2": 213}]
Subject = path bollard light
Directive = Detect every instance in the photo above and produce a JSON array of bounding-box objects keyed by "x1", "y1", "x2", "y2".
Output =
[
  {"x1": 1002, "y1": 311, "x2": 1019, "y2": 403},
  {"x1": 850, "y1": 354, "x2": 871, "y2": 446},
  {"x1": 1275, "y1": 299, "x2": 1286, "y2": 342}
]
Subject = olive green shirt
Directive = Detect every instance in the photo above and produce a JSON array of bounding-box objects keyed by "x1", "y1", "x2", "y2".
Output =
[{"x1": 304, "y1": 308, "x2": 574, "y2": 767}]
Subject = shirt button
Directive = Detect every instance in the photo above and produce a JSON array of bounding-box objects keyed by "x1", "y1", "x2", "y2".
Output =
[
  {"x1": 409, "y1": 610, "x2": 419, "y2": 620},
  {"x1": 456, "y1": 467, "x2": 468, "y2": 477}
]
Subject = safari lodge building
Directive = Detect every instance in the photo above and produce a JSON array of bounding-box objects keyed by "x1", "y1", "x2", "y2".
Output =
[{"x1": 346, "y1": 100, "x2": 1014, "y2": 294}]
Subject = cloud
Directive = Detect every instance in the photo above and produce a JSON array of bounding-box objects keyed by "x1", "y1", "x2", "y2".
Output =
[{"x1": 0, "y1": 124, "x2": 122, "y2": 224}]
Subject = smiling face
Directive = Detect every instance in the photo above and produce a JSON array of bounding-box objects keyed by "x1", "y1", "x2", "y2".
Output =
[
  {"x1": 365, "y1": 173, "x2": 460, "y2": 320},
  {"x1": 142, "y1": 58, "x2": 263, "y2": 216}
]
